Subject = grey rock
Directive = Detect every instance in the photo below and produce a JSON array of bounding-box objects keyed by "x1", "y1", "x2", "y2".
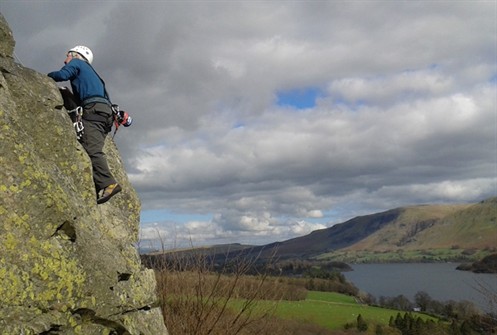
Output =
[{"x1": 0, "y1": 13, "x2": 168, "y2": 335}]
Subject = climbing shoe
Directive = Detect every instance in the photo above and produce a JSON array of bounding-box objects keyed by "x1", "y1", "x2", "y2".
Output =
[{"x1": 97, "y1": 183, "x2": 122, "y2": 204}]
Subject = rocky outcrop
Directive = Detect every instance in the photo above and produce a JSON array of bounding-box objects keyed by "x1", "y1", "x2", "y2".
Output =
[{"x1": 0, "y1": 14, "x2": 168, "y2": 335}]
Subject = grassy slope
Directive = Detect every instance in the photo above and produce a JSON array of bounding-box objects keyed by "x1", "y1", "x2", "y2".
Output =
[
  {"x1": 341, "y1": 204, "x2": 466, "y2": 252},
  {"x1": 413, "y1": 198, "x2": 497, "y2": 249},
  {"x1": 315, "y1": 198, "x2": 497, "y2": 262},
  {"x1": 252, "y1": 291, "x2": 437, "y2": 331}
]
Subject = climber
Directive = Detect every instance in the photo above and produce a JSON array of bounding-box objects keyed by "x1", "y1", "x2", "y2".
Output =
[{"x1": 48, "y1": 45, "x2": 121, "y2": 204}]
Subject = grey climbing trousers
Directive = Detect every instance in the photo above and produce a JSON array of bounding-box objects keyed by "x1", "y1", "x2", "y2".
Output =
[{"x1": 80, "y1": 102, "x2": 116, "y2": 192}]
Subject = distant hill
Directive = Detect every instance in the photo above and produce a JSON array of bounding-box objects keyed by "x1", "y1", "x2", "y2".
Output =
[
  {"x1": 241, "y1": 197, "x2": 496, "y2": 263},
  {"x1": 281, "y1": 197, "x2": 496, "y2": 262},
  {"x1": 144, "y1": 197, "x2": 497, "y2": 264},
  {"x1": 143, "y1": 243, "x2": 253, "y2": 257},
  {"x1": 339, "y1": 204, "x2": 472, "y2": 251},
  {"x1": 409, "y1": 197, "x2": 497, "y2": 250},
  {"x1": 256, "y1": 207, "x2": 409, "y2": 259}
]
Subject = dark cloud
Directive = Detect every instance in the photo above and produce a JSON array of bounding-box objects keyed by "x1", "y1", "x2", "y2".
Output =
[{"x1": 2, "y1": 1, "x2": 495, "y2": 246}]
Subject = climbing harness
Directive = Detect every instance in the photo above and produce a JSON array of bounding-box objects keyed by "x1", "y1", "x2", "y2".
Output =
[
  {"x1": 67, "y1": 106, "x2": 85, "y2": 140},
  {"x1": 58, "y1": 87, "x2": 132, "y2": 140}
]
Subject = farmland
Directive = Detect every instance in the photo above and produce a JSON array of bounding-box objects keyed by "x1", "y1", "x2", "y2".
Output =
[{"x1": 154, "y1": 267, "x2": 482, "y2": 335}]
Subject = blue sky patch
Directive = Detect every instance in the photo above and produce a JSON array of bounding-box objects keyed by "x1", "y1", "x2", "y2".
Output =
[
  {"x1": 490, "y1": 73, "x2": 497, "y2": 84},
  {"x1": 276, "y1": 87, "x2": 323, "y2": 109}
]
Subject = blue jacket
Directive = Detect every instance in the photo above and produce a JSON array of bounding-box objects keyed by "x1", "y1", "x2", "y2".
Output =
[{"x1": 48, "y1": 59, "x2": 110, "y2": 105}]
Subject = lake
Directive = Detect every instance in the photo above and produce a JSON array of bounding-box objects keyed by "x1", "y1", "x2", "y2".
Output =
[{"x1": 343, "y1": 263, "x2": 497, "y2": 312}]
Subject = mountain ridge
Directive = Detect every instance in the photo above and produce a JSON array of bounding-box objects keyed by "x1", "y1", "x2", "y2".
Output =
[
  {"x1": 279, "y1": 197, "x2": 496, "y2": 262},
  {"x1": 150, "y1": 197, "x2": 496, "y2": 265}
]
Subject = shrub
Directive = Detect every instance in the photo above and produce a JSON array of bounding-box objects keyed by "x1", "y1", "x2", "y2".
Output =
[{"x1": 152, "y1": 245, "x2": 328, "y2": 334}]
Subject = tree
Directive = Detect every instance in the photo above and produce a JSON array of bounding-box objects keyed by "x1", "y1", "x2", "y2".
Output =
[
  {"x1": 391, "y1": 294, "x2": 413, "y2": 311},
  {"x1": 394, "y1": 313, "x2": 406, "y2": 332},
  {"x1": 459, "y1": 320, "x2": 473, "y2": 335},
  {"x1": 450, "y1": 320, "x2": 462, "y2": 335},
  {"x1": 389, "y1": 315, "x2": 395, "y2": 328},
  {"x1": 414, "y1": 291, "x2": 432, "y2": 311},
  {"x1": 455, "y1": 300, "x2": 480, "y2": 320},
  {"x1": 375, "y1": 324, "x2": 384, "y2": 335},
  {"x1": 357, "y1": 314, "x2": 368, "y2": 332}
]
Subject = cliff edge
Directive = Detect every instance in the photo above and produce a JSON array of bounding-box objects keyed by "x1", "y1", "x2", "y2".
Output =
[{"x1": 0, "y1": 14, "x2": 168, "y2": 335}]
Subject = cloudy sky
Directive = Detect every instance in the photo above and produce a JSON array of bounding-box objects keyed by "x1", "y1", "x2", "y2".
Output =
[{"x1": 1, "y1": 1, "x2": 496, "y2": 249}]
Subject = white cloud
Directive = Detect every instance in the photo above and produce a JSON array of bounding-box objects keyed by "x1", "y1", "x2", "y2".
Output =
[
  {"x1": 2, "y1": 1, "x2": 495, "y2": 247},
  {"x1": 375, "y1": 178, "x2": 496, "y2": 204}
]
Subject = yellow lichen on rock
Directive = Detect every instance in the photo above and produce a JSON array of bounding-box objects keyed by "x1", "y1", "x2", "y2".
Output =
[{"x1": 0, "y1": 13, "x2": 167, "y2": 335}]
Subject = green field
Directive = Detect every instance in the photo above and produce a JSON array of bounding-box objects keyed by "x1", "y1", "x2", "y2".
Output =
[{"x1": 252, "y1": 291, "x2": 437, "y2": 331}]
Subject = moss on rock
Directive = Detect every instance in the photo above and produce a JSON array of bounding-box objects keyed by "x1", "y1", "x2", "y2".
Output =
[{"x1": 0, "y1": 13, "x2": 167, "y2": 335}]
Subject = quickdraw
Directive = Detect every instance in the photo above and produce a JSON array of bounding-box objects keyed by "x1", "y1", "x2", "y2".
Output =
[
  {"x1": 111, "y1": 104, "x2": 133, "y2": 139},
  {"x1": 67, "y1": 106, "x2": 84, "y2": 140}
]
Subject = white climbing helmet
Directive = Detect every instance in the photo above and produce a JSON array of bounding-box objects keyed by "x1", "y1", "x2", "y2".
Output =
[{"x1": 68, "y1": 45, "x2": 93, "y2": 64}]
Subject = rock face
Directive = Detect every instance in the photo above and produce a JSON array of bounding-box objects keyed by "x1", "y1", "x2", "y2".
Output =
[{"x1": 0, "y1": 14, "x2": 168, "y2": 335}]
